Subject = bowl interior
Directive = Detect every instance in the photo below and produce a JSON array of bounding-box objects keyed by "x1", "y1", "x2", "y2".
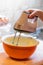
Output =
[{"x1": 2, "y1": 34, "x2": 39, "y2": 47}]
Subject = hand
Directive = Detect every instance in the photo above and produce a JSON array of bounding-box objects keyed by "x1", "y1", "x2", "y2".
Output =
[{"x1": 26, "y1": 9, "x2": 43, "y2": 21}]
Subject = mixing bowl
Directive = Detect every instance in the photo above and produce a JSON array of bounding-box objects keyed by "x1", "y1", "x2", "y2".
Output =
[{"x1": 2, "y1": 34, "x2": 39, "y2": 59}]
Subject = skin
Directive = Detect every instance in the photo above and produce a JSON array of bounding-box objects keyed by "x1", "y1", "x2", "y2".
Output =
[{"x1": 26, "y1": 9, "x2": 43, "y2": 21}]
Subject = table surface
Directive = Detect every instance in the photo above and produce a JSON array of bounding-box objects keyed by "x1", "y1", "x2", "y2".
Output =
[{"x1": 0, "y1": 39, "x2": 43, "y2": 65}]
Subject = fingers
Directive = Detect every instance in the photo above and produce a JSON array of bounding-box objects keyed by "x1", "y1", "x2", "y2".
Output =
[
  {"x1": 25, "y1": 9, "x2": 38, "y2": 18},
  {"x1": 29, "y1": 11, "x2": 38, "y2": 18},
  {"x1": 25, "y1": 9, "x2": 35, "y2": 18}
]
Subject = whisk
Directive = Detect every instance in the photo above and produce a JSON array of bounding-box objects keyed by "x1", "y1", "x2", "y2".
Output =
[{"x1": 12, "y1": 31, "x2": 21, "y2": 45}]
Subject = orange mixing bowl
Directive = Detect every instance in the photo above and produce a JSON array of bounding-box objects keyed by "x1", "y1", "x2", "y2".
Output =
[{"x1": 2, "y1": 34, "x2": 39, "y2": 59}]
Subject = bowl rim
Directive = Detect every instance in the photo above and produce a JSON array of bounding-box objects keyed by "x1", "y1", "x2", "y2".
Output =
[{"x1": 2, "y1": 34, "x2": 39, "y2": 48}]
